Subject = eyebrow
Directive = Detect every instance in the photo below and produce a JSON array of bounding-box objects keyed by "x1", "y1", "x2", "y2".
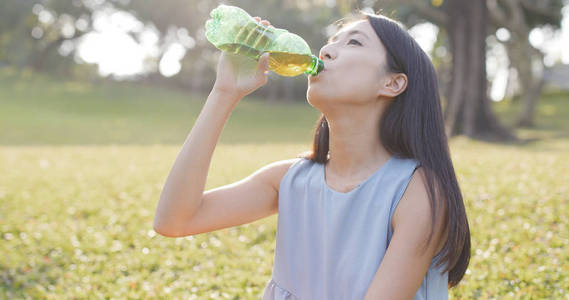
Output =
[{"x1": 328, "y1": 29, "x2": 369, "y2": 43}]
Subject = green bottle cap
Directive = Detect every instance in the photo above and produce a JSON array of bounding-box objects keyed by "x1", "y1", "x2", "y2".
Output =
[{"x1": 305, "y1": 55, "x2": 324, "y2": 75}]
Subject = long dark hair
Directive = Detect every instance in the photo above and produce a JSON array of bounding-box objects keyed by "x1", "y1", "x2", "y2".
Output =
[{"x1": 298, "y1": 13, "x2": 471, "y2": 288}]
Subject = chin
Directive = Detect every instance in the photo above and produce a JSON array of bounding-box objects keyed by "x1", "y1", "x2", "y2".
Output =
[
  {"x1": 306, "y1": 86, "x2": 322, "y2": 105},
  {"x1": 306, "y1": 86, "x2": 334, "y2": 109}
]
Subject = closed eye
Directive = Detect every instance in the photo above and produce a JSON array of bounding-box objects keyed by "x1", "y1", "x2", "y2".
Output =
[{"x1": 348, "y1": 39, "x2": 361, "y2": 46}]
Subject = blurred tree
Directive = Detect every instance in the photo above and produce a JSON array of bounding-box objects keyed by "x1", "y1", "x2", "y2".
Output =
[
  {"x1": 0, "y1": 0, "x2": 96, "y2": 73},
  {"x1": 487, "y1": 0, "x2": 564, "y2": 127},
  {"x1": 0, "y1": 1, "x2": 41, "y2": 67},
  {"x1": 443, "y1": 0, "x2": 516, "y2": 140},
  {"x1": 118, "y1": 0, "x2": 341, "y2": 101},
  {"x1": 113, "y1": 0, "x2": 219, "y2": 92},
  {"x1": 30, "y1": 0, "x2": 94, "y2": 72}
]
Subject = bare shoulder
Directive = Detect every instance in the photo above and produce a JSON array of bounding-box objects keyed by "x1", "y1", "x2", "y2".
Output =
[
  {"x1": 393, "y1": 166, "x2": 428, "y2": 225},
  {"x1": 393, "y1": 166, "x2": 437, "y2": 228},
  {"x1": 393, "y1": 166, "x2": 448, "y2": 253},
  {"x1": 255, "y1": 157, "x2": 303, "y2": 192}
]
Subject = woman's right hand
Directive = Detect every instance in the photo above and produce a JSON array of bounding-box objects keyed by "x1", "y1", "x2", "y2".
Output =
[{"x1": 212, "y1": 17, "x2": 272, "y2": 102}]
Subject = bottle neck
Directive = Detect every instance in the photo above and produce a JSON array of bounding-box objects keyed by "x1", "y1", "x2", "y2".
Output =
[{"x1": 305, "y1": 55, "x2": 324, "y2": 75}]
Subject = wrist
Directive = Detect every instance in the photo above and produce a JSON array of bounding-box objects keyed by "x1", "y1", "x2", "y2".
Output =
[
  {"x1": 207, "y1": 88, "x2": 242, "y2": 112},
  {"x1": 210, "y1": 86, "x2": 243, "y2": 102}
]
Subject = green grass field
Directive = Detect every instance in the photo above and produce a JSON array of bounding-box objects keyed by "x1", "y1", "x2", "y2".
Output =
[{"x1": 1, "y1": 69, "x2": 568, "y2": 299}]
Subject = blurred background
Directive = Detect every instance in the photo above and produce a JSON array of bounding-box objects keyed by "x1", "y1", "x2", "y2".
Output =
[{"x1": 1, "y1": 0, "x2": 568, "y2": 299}]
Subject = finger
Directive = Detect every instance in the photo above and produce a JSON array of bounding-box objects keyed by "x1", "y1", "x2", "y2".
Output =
[
  {"x1": 261, "y1": 52, "x2": 270, "y2": 71},
  {"x1": 260, "y1": 20, "x2": 270, "y2": 27},
  {"x1": 256, "y1": 53, "x2": 270, "y2": 78},
  {"x1": 253, "y1": 16, "x2": 261, "y2": 22}
]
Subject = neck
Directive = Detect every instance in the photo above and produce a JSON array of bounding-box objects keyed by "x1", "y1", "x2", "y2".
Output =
[{"x1": 324, "y1": 103, "x2": 391, "y2": 178}]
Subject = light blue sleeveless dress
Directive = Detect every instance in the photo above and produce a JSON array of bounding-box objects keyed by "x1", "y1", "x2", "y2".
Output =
[{"x1": 262, "y1": 155, "x2": 448, "y2": 300}]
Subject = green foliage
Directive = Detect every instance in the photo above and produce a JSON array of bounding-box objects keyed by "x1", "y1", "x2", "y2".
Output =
[
  {"x1": 0, "y1": 1, "x2": 38, "y2": 66},
  {"x1": 1, "y1": 73, "x2": 568, "y2": 298},
  {"x1": 0, "y1": 0, "x2": 94, "y2": 74}
]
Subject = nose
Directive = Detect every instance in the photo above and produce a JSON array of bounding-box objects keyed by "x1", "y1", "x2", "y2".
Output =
[
  {"x1": 319, "y1": 53, "x2": 331, "y2": 61},
  {"x1": 319, "y1": 44, "x2": 335, "y2": 61}
]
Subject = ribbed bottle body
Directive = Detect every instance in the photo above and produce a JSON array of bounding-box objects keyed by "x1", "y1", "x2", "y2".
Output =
[{"x1": 205, "y1": 5, "x2": 323, "y2": 76}]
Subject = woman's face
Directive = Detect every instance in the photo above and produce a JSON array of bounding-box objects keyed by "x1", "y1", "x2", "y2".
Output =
[{"x1": 307, "y1": 19, "x2": 393, "y2": 108}]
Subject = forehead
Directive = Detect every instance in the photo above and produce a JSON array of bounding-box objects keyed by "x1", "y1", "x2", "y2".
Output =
[
  {"x1": 329, "y1": 19, "x2": 383, "y2": 50},
  {"x1": 331, "y1": 19, "x2": 374, "y2": 38}
]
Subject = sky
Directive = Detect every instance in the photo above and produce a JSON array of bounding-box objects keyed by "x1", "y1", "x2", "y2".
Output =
[{"x1": 71, "y1": 4, "x2": 569, "y2": 99}]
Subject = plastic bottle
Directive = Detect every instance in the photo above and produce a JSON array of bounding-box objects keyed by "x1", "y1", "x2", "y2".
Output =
[{"x1": 205, "y1": 4, "x2": 324, "y2": 77}]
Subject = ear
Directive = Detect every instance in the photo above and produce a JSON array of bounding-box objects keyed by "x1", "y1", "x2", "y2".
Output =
[{"x1": 378, "y1": 73, "x2": 408, "y2": 98}]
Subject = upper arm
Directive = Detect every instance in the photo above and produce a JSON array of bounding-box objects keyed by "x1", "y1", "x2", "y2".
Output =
[
  {"x1": 364, "y1": 167, "x2": 448, "y2": 300},
  {"x1": 161, "y1": 158, "x2": 299, "y2": 237}
]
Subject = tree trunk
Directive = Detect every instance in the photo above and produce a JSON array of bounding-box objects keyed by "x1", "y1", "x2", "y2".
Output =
[
  {"x1": 505, "y1": 36, "x2": 545, "y2": 128},
  {"x1": 517, "y1": 77, "x2": 544, "y2": 127},
  {"x1": 444, "y1": 0, "x2": 517, "y2": 141},
  {"x1": 31, "y1": 37, "x2": 66, "y2": 72}
]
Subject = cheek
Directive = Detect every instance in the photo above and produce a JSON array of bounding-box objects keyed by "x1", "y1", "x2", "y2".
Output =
[
  {"x1": 307, "y1": 58, "x2": 381, "y2": 102},
  {"x1": 332, "y1": 65, "x2": 380, "y2": 97}
]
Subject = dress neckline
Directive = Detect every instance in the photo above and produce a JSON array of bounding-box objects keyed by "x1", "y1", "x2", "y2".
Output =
[{"x1": 321, "y1": 156, "x2": 394, "y2": 196}]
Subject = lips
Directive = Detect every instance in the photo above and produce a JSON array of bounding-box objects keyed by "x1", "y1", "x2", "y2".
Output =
[{"x1": 310, "y1": 68, "x2": 325, "y2": 77}]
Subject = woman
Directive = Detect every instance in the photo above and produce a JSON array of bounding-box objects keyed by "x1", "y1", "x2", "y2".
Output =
[{"x1": 154, "y1": 11, "x2": 470, "y2": 300}]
